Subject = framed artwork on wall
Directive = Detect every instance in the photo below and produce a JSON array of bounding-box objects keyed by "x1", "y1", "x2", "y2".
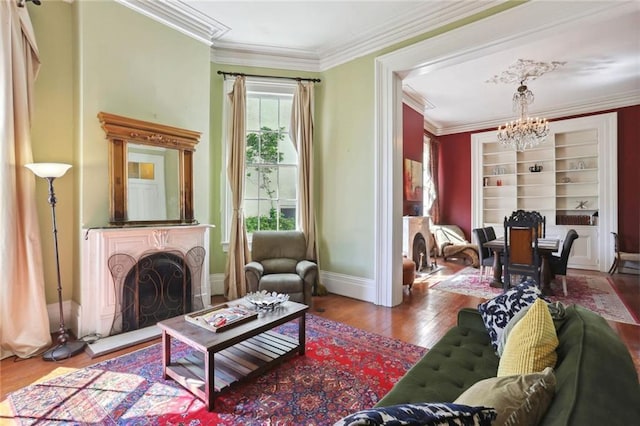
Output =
[{"x1": 404, "y1": 158, "x2": 423, "y2": 202}]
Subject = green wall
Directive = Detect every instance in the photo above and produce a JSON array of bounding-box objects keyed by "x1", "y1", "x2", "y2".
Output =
[{"x1": 29, "y1": 0, "x2": 211, "y2": 305}]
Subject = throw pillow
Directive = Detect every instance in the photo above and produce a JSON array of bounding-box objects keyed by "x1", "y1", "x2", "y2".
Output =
[
  {"x1": 496, "y1": 304, "x2": 532, "y2": 357},
  {"x1": 333, "y1": 402, "x2": 497, "y2": 426},
  {"x1": 498, "y1": 298, "x2": 559, "y2": 376},
  {"x1": 478, "y1": 282, "x2": 542, "y2": 351},
  {"x1": 454, "y1": 367, "x2": 556, "y2": 426}
]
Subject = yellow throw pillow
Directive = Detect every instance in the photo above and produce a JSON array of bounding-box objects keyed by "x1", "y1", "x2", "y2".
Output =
[{"x1": 498, "y1": 298, "x2": 558, "y2": 376}]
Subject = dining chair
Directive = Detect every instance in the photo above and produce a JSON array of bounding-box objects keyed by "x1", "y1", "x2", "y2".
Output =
[
  {"x1": 503, "y1": 212, "x2": 541, "y2": 290},
  {"x1": 549, "y1": 229, "x2": 579, "y2": 296},
  {"x1": 472, "y1": 228, "x2": 494, "y2": 278}
]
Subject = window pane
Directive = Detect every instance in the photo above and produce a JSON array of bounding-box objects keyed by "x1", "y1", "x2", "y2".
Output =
[
  {"x1": 260, "y1": 97, "x2": 279, "y2": 129},
  {"x1": 247, "y1": 97, "x2": 260, "y2": 131},
  {"x1": 280, "y1": 100, "x2": 292, "y2": 132},
  {"x1": 280, "y1": 134, "x2": 297, "y2": 164},
  {"x1": 244, "y1": 199, "x2": 260, "y2": 233},
  {"x1": 260, "y1": 130, "x2": 281, "y2": 165},
  {"x1": 278, "y1": 205, "x2": 296, "y2": 230},
  {"x1": 279, "y1": 166, "x2": 297, "y2": 199},
  {"x1": 257, "y1": 165, "x2": 278, "y2": 200},
  {"x1": 244, "y1": 166, "x2": 260, "y2": 199},
  {"x1": 258, "y1": 202, "x2": 277, "y2": 231}
]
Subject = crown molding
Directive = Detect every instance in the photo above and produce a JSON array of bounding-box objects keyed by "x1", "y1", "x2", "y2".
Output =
[
  {"x1": 209, "y1": 0, "x2": 504, "y2": 71},
  {"x1": 211, "y1": 42, "x2": 320, "y2": 72},
  {"x1": 114, "y1": 0, "x2": 229, "y2": 46},
  {"x1": 432, "y1": 91, "x2": 640, "y2": 136},
  {"x1": 318, "y1": 0, "x2": 504, "y2": 71}
]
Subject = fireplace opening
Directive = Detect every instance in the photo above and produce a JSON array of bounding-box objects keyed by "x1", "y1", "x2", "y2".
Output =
[
  {"x1": 122, "y1": 252, "x2": 191, "y2": 332},
  {"x1": 108, "y1": 246, "x2": 206, "y2": 336}
]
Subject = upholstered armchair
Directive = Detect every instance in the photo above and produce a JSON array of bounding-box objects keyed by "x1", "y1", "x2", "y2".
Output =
[{"x1": 244, "y1": 231, "x2": 317, "y2": 306}]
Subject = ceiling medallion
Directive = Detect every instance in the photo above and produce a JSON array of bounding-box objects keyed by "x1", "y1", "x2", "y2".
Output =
[{"x1": 489, "y1": 59, "x2": 566, "y2": 152}]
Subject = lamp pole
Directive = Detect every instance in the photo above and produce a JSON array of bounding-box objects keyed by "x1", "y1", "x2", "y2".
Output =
[{"x1": 25, "y1": 163, "x2": 85, "y2": 361}]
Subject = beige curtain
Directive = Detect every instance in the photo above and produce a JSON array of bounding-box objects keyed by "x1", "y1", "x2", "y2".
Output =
[
  {"x1": 290, "y1": 82, "x2": 318, "y2": 262},
  {"x1": 223, "y1": 76, "x2": 250, "y2": 300},
  {"x1": 1, "y1": 1, "x2": 52, "y2": 359}
]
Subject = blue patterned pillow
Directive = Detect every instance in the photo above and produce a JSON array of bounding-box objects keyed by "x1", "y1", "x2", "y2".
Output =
[
  {"x1": 333, "y1": 402, "x2": 497, "y2": 426},
  {"x1": 478, "y1": 282, "x2": 542, "y2": 351}
]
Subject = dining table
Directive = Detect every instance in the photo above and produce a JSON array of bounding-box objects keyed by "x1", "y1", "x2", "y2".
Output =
[{"x1": 483, "y1": 237, "x2": 560, "y2": 295}]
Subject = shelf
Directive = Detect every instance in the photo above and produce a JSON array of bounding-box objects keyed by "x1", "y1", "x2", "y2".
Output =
[
  {"x1": 555, "y1": 168, "x2": 597, "y2": 173},
  {"x1": 555, "y1": 154, "x2": 598, "y2": 161},
  {"x1": 555, "y1": 141, "x2": 597, "y2": 149}
]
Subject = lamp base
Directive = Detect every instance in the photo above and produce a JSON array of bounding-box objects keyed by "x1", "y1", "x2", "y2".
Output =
[{"x1": 42, "y1": 340, "x2": 86, "y2": 362}]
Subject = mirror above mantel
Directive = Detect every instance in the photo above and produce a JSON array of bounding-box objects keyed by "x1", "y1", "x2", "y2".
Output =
[{"x1": 97, "y1": 112, "x2": 201, "y2": 225}]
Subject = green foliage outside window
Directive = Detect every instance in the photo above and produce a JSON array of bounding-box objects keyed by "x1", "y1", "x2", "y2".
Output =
[{"x1": 245, "y1": 208, "x2": 295, "y2": 233}]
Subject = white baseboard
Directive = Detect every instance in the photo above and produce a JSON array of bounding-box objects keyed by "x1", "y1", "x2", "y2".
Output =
[
  {"x1": 319, "y1": 270, "x2": 375, "y2": 303},
  {"x1": 209, "y1": 271, "x2": 374, "y2": 303}
]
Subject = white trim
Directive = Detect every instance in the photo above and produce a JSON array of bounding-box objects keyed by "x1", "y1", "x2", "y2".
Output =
[
  {"x1": 319, "y1": 271, "x2": 376, "y2": 303},
  {"x1": 374, "y1": 1, "x2": 629, "y2": 307},
  {"x1": 114, "y1": 0, "x2": 229, "y2": 46}
]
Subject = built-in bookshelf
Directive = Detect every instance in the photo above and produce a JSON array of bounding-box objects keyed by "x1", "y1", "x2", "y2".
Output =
[{"x1": 471, "y1": 113, "x2": 618, "y2": 271}]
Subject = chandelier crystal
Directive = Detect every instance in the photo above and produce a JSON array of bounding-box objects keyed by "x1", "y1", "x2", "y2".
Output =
[{"x1": 497, "y1": 82, "x2": 549, "y2": 151}]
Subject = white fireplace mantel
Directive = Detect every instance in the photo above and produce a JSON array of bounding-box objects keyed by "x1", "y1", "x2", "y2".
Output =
[{"x1": 78, "y1": 224, "x2": 211, "y2": 338}]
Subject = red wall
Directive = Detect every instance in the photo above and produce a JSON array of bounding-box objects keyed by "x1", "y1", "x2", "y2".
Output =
[
  {"x1": 402, "y1": 103, "x2": 425, "y2": 216},
  {"x1": 431, "y1": 105, "x2": 640, "y2": 250},
  {"x1": 437, "y1": 132, "x2": 473, "y2": 239}
]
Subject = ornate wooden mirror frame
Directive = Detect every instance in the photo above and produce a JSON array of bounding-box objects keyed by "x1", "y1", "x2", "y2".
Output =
[{"x1": 98, "y1": 112, "x2": 201, "y2": 225}]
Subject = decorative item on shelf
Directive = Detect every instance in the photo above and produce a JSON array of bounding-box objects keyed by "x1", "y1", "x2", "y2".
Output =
[
  {"x1": 489, "y1": 59, "x2": 565, "y2": 152},
  {"x1": 24, "y1": 162, "x2": 86, "y2": 361},
  {"x1": 562, "y1": 177, "x2": 571, "y2": 183},
  {"x1": 529, "y1": 163, "x2": 543, "y2": 172},
  {"x1": 483, "y1": 177, "x2": 489, "y2": 187},
  {"x1": 576, "y1": 200, "x2": 589, "y2": 209},
  {"x1": 577, "y1": 160, "x2": 586, "y2": 170},
  {"x1": 496, "y1": 179, "x2": 503, "y2": 186},
  {"x1": 245, "y1": 291, "x2": 290, "y2": 312}
]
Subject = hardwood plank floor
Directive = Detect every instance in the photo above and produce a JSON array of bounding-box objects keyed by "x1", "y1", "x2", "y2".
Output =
[{"x1": 1, "y1": 261, "x2": 638, "y2": 402}]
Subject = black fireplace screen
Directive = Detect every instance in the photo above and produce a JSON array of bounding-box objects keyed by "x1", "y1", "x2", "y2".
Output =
[{"x1": 108, "y1": 246, "x2": 205, "y2": 335}]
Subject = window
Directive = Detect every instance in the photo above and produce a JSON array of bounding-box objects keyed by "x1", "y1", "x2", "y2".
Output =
[{"x1": 222, "y1": 79, "x2": 298, "y2": 244}]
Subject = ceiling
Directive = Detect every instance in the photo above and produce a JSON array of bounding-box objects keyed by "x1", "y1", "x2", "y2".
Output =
[{"x1": 117, "y1": 0, "x2": 640, "y2": 135}]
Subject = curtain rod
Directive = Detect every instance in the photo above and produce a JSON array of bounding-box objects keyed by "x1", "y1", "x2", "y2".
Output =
[{"x1": 217, "y1": 70, "x2": 321, "y2": 83}]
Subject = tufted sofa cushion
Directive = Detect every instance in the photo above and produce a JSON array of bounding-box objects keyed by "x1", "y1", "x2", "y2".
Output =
[{"x1": 376, "y1": 309, "x2": 499, "y2": 406}]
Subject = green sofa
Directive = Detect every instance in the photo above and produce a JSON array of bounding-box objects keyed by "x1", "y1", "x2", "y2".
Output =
[{"x1": 376, "y1": 305, "x2": 640, "y2": 425}]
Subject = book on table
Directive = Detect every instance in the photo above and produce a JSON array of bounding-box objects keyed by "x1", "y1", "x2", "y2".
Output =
[{"x1": 185, "y1": 304, "x2": 258, "y2": 332}]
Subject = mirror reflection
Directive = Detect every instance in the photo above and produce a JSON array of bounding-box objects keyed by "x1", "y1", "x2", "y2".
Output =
[{"x1": 127, "y1": 144, "x2": 180, "y2": 221}]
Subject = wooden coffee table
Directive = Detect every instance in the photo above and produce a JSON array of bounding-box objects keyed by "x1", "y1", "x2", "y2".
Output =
[{"x1": 157, "y1": 300, "x2": 308, "y2": 411}]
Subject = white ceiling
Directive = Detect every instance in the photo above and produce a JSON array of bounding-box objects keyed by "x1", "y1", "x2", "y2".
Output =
[{"x1": 118, "y1": 0, "x2": 640, "y2": 135}]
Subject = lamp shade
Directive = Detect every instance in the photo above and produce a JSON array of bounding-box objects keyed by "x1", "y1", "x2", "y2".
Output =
[{"x1": 25, "y1": 163, "x2": 72, "y2": 178}]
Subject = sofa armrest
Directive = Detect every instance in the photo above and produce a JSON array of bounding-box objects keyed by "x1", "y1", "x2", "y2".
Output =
[
  {"x1": 457, "y1": 308, "x2": 487, "y2": 334},
  {"x1": 244, "y1": 261, "x2": 264, "y2": 293}
]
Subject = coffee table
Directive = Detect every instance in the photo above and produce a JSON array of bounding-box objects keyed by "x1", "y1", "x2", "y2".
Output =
[{"x1": 157, "y1": 300, "x2": 308, "y2": 411}]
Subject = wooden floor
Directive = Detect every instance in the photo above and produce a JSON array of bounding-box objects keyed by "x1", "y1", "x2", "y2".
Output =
[{"x1": 1, "y1": 261, "x2": 638, "y2": 402}]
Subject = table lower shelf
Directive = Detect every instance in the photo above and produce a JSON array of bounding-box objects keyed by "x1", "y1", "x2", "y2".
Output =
[{"x1": 165, "y1": 330, "x2": 301, "y2": 402}]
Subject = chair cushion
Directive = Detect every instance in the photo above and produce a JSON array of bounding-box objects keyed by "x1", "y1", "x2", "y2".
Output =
[
  {"x1": 261, "y1": 258, "x2": 298, "y2": 274},
  {"x1": 454, "y1": 367, "x2": 556, "y2": 426},
  {"x1": 498, "y1": 298, "x2": 559, "y2": 376},
  {"x1": 259, "y1": 273, "x2": 303, "y2": 295}
]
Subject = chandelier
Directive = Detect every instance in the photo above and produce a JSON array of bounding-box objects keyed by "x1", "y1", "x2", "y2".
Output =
[{"x1": 496, "y1": 81, "x2": 549, "y2": 151}]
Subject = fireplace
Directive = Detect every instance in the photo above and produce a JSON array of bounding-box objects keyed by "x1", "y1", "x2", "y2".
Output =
[
  {"x1": 79, "y1": 225, "x2": 211, "y2": 339},
  {"x1": 108, "y1": 248, "x2": 205, "y2": 335},
  {"x1": 403, "y1": 216, "x2": 433, "y2": 271}
]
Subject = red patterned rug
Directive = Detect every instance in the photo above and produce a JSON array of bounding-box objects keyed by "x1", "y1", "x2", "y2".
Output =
[
  {"x1": 431, "y1": 267, "x2": 640, "y2": 325},
  {"x1": 5, "y1": 315, "x2": 426, "y2": 425}
]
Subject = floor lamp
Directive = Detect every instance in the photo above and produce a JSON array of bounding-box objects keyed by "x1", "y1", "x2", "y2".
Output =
[{"x1": 25, "y1": 162, "x2": 86, "y2": 361}]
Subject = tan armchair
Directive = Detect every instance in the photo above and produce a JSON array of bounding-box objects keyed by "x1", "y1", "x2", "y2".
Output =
[{"x1": 244, "y1": 231, "x2": 318, "y2": 306}]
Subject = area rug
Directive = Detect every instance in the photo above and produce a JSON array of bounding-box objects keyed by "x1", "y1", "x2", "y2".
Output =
[
  {"x1": 4, "y1": 314, "x2": 427, "y2": 425},
  {"x1": 432, "y1": 267, "x2": 640, "y2": 325}
]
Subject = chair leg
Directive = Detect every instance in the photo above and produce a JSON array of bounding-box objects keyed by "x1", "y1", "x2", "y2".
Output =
[
  {"x1": 562, "y1": 275, "x2": 567, "y2": 296},
  {"x1": 608, "y1": 258, "x2": 618, "y2": 275}
]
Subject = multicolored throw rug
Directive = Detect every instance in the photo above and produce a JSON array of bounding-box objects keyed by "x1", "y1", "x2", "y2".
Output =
[
  {"x1": 431, "y1": 267, "x2": 640, "y2": 325},
  {"x1": 4, "y1": 315, "x2": 426, "y2": 425}
]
